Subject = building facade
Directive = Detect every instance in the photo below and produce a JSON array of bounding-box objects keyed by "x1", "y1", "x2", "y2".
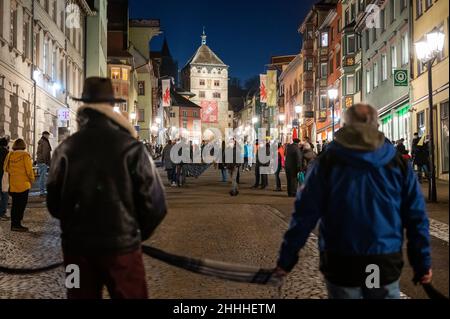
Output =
[
  {"x1": 0, "y1": 0, "x2": 92, "y2": 156},
  {"x1": 360, "y1": 0, "x2": 412, "y2": 148},
  {"x1": 181, "y1": 31, "x2": 229, "y2": 139},
  {"x1": 317, "y1": 2, "x2": 342, "y2": 142},
  {"x1": 129, "y1": 19, "x2": 161, "y2": 141},
  {"x1": 279, "y1": 54, "x2": 303, "y2": 142},
  {"x1": 411, "y1": 0, "x2": 449, "y2": 180},
  {"x1": 299, "y1": 0, "x2": 338, "y2": 144},
  {"x1": 86, "y1": 0, "x2": 108, "y2": 78},
  {"x1": 340, "y1": 0, "x2": 364, "y2": 132}
]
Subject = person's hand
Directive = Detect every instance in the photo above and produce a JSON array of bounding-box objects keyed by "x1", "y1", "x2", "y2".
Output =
[{"x1": 420, "y1": 269, "x2": 433, "y2": 285}]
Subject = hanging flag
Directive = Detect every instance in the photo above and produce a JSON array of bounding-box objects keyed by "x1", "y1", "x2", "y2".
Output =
[
  {"x1": 259, "y1": 74, "x2": 267, "y2": 104},
  {"x1": 162, "y1": 79, "x2": 171, "y2": 107},
  {"x1": 266, "y1": 70, "x2": 277, "y2": 107}
]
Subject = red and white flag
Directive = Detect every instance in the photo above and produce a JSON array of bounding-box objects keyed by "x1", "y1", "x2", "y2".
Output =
[
  {"x1": 162, "y1": 79, "x2": 171, "y2": 107},
  {"x1": 260, "y1": 74, "x2": 267, "y2": 104}
]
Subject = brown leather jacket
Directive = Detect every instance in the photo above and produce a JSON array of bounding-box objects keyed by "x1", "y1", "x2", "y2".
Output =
[{"x1": 36, "y1": 137, "x2": 52, "y2": 165}]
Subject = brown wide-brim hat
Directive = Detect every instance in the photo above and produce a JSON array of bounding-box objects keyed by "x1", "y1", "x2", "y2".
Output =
[{"x1": 72, "y1": 77, "x2": 126, "y2": 104}]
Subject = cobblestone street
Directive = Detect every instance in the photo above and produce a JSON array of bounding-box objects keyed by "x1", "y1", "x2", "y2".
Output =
[{"x1": 0, "y1": 167, "x2": 448, "y2": 299}]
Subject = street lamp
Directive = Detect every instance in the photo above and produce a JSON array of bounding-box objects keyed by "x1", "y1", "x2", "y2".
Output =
[
  {"x1": 414, "y1": 30, "x2": 445, "y2": 203},
  {"x1": 328, "y1": 88, "x2": 338, "y2": 140}
]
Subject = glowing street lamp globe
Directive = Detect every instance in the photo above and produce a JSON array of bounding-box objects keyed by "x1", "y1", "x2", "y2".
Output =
[
  {"x1": 415, "y1": 31, "x2": 445, "y2": 63},
  {"x1": 278, "y1": 114, "x2": 286, "y2": 122},
  {"x1": 295, "y1": 105, "x2": 303, "y2": 114},
  {"x1": 252, "y1": 117, "x2": 259, "y2": 124},
  {"x1": 328, "y1": 88, "x2": 338, "y2": 100},
  {"x1": 155, "y1": 117, "x2": 162, "y2": 124},
  {"x1": 415, "y1": 41, "x2": 432, "y2": 62}
]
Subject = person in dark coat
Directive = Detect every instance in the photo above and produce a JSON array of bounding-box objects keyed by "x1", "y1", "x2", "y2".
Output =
[
  {"x1": 36, "y1": 131, "x2": 52, "y2": 197},
  {"x1": 218, "y1": 141, "x2": 228, "y2": 182},
  {"x1": 274, "y1": 143, "x2": 284, "y2": 192},
  {"x1": 251, "y1": 140, "x2": 260, "y2": 189},
  {"x1": 258, "y1": 141, "x2": 271, "y2": 189},
  {"x1": 0, "y1": 137, "x2": 10, "y2": 221},
  {"x1": 414, "y1": 136, "x2": 431, "y2": 183},
  {"x1": 274, "y1": 103, "x2": 431, "y2": 299},
  {"x1": 284, "y1": 139, "x2": 303, "y2": 197},
  {"x1": 47, "y1": 78, "x2": 167, "y2": 299},
  {"x1": 162, "y1": 140, "x2": 176, "y2": 186},
  {"x1": 396, "y1": 138, "x2": 406, "y2": 155}
]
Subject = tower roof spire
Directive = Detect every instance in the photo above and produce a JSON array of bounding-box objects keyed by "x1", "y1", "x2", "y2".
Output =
[{"x1": 201, "y1": 27, "x2": 207, "y2": 45}]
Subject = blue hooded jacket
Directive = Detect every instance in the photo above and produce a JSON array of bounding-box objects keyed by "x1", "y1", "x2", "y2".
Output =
[{"x1": 277, "y1": 128, "x2": 431, "y2": 281}]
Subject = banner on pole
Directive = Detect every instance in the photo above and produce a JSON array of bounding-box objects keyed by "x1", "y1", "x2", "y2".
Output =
[
  {"x1": 162, "y1": 79, "x2": 171, "y2": 107},
  {"x1": 259, "y1": 74, "x2": 267, "y2": 104},
  {"x1": 266, "y1": 70, "x2": 277, "y2": 107}
]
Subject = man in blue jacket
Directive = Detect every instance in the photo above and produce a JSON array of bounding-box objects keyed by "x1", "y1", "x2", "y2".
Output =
[{"x1": 275, "y1": 103, "x2": 432, "y2": 299}]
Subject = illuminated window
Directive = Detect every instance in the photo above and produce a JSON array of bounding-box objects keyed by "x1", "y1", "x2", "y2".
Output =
[
  {"x1": 111, "y1": 68, "x2": 120, "y2": 80},
  {"x1": 122, "y1": 68, "x2": 128, "y2": 81},
  {"x1": 321, "y1": 32, "x2": 328, "y2": 47}
]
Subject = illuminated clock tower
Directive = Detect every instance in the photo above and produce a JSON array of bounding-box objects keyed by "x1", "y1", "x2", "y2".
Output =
[{"x1": 181, "y1": 30, "x2": 229, "y2": 138}]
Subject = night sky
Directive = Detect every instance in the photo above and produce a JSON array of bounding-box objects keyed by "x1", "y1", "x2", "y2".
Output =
[{"x1": 129, "y1": 0, "x2": 317, "y2": 84}]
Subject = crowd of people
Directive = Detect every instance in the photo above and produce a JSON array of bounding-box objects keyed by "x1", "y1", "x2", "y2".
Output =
[{"x1": 0, "y1": 77, "x2": 435, "y2": 299}]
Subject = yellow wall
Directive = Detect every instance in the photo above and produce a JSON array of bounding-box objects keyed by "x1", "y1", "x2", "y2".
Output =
[{"x1": 411, "y1": 0, "x2": 449, "y2": 179}]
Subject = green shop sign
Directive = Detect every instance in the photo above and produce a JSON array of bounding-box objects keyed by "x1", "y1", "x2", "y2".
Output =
[{"x1": 394, "y1": 70, "x2": 408, "y2": 86}]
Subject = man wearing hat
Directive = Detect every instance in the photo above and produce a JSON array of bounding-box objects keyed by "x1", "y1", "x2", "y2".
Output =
[
  {"x1": 36, "y1": 131, "x2": 52, "y2": 197},
  {"x1": 47, "y1": 77, "x2": 167, "y2": 299}
]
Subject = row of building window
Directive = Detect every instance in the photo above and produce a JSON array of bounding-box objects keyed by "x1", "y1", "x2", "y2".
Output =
[
  {"x1": 196, "y1": 67, "x2": 223, "y2": 75},
  {"x1": 416, "y1": 0, "x2": 435, "y2": 19},
  {"x1": 198, "y1": 91, "x2": 221, "y2": 99},
  {"x1": 111, "y1": 68, "x2": 130, "y2": 81},
  {"x1": 169, "y1": 111, "x2": 199, "y2": 118},
  {"x1": 199, "y1": 79, "x2": 220, "y2": 87}
]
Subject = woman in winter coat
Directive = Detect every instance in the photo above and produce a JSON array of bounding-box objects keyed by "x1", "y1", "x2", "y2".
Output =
[{"x1": 3, "y1": 139, "x2": 35, "y2": 232}]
